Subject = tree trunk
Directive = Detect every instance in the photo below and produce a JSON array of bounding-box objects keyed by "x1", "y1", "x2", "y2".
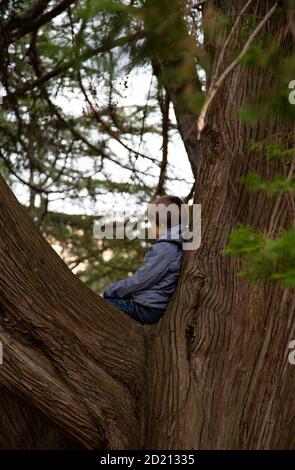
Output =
[
  {"x1": 144, "y1": 0, "x2": 295, "y2": 449},
  {"x1": 0, "y1": 178, "x2": 145, "y2": 449},
  {"x1": 0, "y1": 0, "x2": 294, "y2": 451}
]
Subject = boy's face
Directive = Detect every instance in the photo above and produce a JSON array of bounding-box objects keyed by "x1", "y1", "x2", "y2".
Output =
[
  {"x1": 151, "y1": 222, "x2": 166, "y2": 238},
  {"x1": 146, "y1": 204, "x2": 166, "y2": 238},
  {"x1": 150, "y1": 221, "x2": 165, "y2": 239}
]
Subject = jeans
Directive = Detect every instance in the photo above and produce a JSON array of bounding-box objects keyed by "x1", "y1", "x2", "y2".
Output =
[{"x1": 104, "y1": 295, "x2": 164, "y2": 325}]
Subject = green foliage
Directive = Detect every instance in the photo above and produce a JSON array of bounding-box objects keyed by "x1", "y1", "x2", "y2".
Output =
[
  {"x1": 238, "y1": 21, "x2": 295, "y2": 125},
  {"x1": 1, "y1": 0, "x2": 294, "y2": 294},
  {"x1": 202, "y1": 4, "x2": 230, "y2": 45},
  {"x1": 240, "y1": 172, "x2": 295, "y2": 196},
  {"x1": 134, "y1": 0, "x2": 205, "y2": 114},
  {"x1": 247, "y1": 139, "x2": 294, "y2": 161},
  {"x1": 79, "y1": 0, "x2": 136, "y2": 20},
  {"x1": 0, "y1": 160, "x2": 9, "y2": 179},
  {"x1": 238, "y1": 106, "x2": 260, "y2": 125},
  {"x1": 225, "y1": 6, "x2": 295, "y2": 288},
  {"x1": 40, "y1": 210, "x2": 146, "y2": 293},
  {"x1": 0, "y1": 0, "x2": 170, "y2": 292},
  {"x1": 223, "y1": 225, "x2": 295, "y2": 287}
]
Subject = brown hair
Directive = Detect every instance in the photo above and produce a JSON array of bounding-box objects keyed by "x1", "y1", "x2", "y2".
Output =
[{"x1": 148, "y1": 194, "x2": 185, "y2": 229}]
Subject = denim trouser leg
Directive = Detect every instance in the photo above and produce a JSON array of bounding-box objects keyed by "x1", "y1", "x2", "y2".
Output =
[{"x1": 104, "y1": 295, "x2": 163, "y2": 325}]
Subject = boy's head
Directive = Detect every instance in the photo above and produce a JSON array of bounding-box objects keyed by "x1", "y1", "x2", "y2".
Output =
[{"x1": 147, "y1": 194, "x2": 186, "y2": 238}]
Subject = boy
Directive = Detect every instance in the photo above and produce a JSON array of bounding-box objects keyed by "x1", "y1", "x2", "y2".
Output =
[{"x1": 103, "y1": 195, "x2": 185, "y2": 325}]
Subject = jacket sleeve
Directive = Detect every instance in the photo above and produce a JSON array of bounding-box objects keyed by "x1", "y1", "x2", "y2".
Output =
[{"x1": 103, "y1": 244, "x2": 171, "y2": 298}]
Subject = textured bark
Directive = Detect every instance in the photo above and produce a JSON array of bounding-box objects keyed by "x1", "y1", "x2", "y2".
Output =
[
  {"x1": 0, "y1": 0, "x2": 294, "y2": 451},
  {"x1": 0, "y1": 178, "x2": 145, "y2": 449},
  {"x1": 144, "y1": 0, "x2": 295, "y2": 449},
  {"x1": 0, "y1": 389, "x2": 81, "y2": 450}
]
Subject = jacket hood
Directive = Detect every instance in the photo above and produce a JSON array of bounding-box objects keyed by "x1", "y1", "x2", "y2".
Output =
[{"x1": 156, "y1": 223, "x2": 185, "y2": 248}]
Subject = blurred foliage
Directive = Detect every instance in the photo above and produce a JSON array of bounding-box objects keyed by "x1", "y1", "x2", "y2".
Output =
[
  {"x1": 247, "y1": 138, "x2": 294, "y2": 161},
  {"x1": 38, "y1": 209, "x2": 147, "y2": 293},
  {"x1": 239, "y1": 173, "x2": 295, "y2": 196},
  {"x1": 1, "y1": 0, "x2": 294, "y2": 294},
  {"x1": 224, "y1": 225, "x2": 295, "y2": 287},
  {"x1": 223, "y1": 2, "x2": 295, "y2": 288},
  {"x1": 1, "y1": 0, "x2": 197, "y2": 293}
]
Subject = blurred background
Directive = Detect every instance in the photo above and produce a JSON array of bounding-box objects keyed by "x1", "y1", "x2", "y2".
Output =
[{"x1": 0, "y1": 1, "x2": 201, "y2": 293}]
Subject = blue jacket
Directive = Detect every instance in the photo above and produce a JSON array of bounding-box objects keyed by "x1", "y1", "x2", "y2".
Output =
[{"x1": 103, "y1": 224, "x2": 184, "y2": 311}]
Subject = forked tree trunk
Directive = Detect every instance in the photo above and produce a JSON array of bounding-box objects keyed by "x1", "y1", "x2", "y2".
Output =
[
  {"x1": 0, "y1": 0, "x2": 294, "y2": 450},
  {"x1": 0, "y1": 179, "x2": 146, "y2": 449}
]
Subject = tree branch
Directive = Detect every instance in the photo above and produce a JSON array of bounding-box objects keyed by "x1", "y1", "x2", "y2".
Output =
[
  {"x1": 154, "y1": 88, "x2": 170, "y2": 196},
  {"x1": 1, "y1": 0, "x2": 77, "y2": 46},
  {"x1": 0, "y1": 177, "x2": 145, "y2": 449},
  {"x1": 4, "y1": 31, "x2": 145, "y2": 101},
  {"x1": 3, "y1": 0, "x2": 49, "y2": 30},
  {"x1": 196, "y1": 2, "x2": 278, "y2": 139}
]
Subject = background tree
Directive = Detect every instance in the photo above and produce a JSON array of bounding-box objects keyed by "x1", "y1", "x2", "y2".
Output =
[{"x1": 0, "y1": 0, "x2": 192, "y2": 291}]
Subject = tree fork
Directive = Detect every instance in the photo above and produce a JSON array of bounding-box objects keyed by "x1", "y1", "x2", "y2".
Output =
[{"x1": 0, "y1": 176, "x2": 146, "y2": 449}]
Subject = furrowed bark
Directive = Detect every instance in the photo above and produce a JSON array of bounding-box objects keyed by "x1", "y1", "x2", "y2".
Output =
[
  {"x1": 0, "y1": 0, "x2": 294, "y2": 451},
  {"x1": 0, "y1": 177, "x2": 145, "y2": 449},
  {"x1": 145, "y1": 0, "x2": 295, "y2": 449}
]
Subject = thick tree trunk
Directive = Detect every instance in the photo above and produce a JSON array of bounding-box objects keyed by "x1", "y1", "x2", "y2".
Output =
[
  {"x1": 0, "y1": 178, "x2": 145, "y2": 449},
  {"x1": 144, "y1": 0, "x2": 295, "y2": 449},
  {"x1": 0, "y1": 0, "x2": 294, "y2": 451}
]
